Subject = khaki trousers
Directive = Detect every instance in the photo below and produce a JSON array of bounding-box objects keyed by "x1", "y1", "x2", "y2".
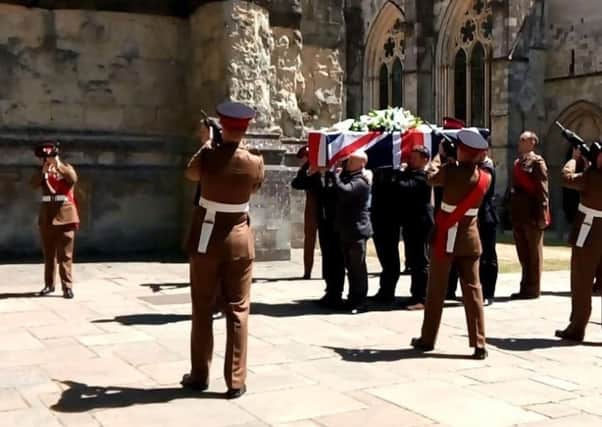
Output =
[
  {"x1": 564, "y1": 223, "x2": 602, "y2": 338},
  {"x1": 40, "y1": 224, "x2": 76, "y2": 290},
  {"x1": 189, "y1": 254, "x2": 252, "y2": 389},
  {"x1": 513, "y1": 223, "x2": 543, "y2": 296},
  {"x1": 421, "y1": 255, "x2": 486, "y2": 349},
  {"x1": 303, "y1": 193, "x2": 318, "y2": 277}
]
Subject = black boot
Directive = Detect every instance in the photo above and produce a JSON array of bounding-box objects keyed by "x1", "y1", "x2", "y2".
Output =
[
  {"x1": 555, "y1": 329, "x2": 584, "y2": 342},
  {"x1": 226, "y1": 384, "x2": 246, "y2": 399},
  {"x1": 473, "y1": 347, "x2": 488, "y2": 360},
  {"x1": 39, "y1": 286, "x2": 55, "y2": 296},
  {"x1": 410, "y1": 337, "x2": 434, "y2": 352},
  {"x1": 180, "y1": 374, "x2": 209, "y2": 391},
  {"x1": 63, "y1": 289, "x2": 74, "y2": 299}
]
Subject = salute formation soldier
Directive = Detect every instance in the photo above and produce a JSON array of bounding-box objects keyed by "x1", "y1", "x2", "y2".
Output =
[
  {"x1": 295, "y1": 146, "x2": 319, "y2": 280},
  {"x1": 412, "y1": 128, "x2": 491, "y2": 359},
  {"x1": 181, "y1": 101, "x2": 264, "y2": 399},
  {"x1": 31, "y1": 142, "x2": 79, "y2": 299},
  {"x1": 556, "y1": 141, "x2": 602, "y2": 342},
  {"x1": 509, "y1": 131, "x2": 550, "y2": 300}
]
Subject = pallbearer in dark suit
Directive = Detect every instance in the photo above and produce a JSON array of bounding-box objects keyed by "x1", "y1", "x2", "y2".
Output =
[
  {"x1": 331, "y1": 151, "x2": 373, "y2": 313},
  {"x1": 556, "y1": 142, "x2": 602, "y2": 342},
  {"x1": 477, "y1": 153, "x2": 499, "y2": 306},
  {"x1": 398, "y1": 145, "x2": 434, "y2": 310},
  {"x1": 182, "y1": 101, "x2": 264, "y2": 399},
  {"x1": 30, "y1": 142, "x2": 79, "y2": 299},
  {"x1": 292, "y1": 159, "x2": 345, "y2": 308},
  {"x1": 412, "y1": 128, "x2": 491, "y2": 359},
  {"x1": 370, "y1": 165, "x2": 402, "y2": 305}
]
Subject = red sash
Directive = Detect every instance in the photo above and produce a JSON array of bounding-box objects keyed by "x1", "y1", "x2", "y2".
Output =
[
  {"x1": 433, "y1": 170, "x2": 491, "y2": 260},
  {"x1": 512, "y1": 161, "x2": 551, "y2": 227},
  {"x1": 513, "y1": 161, "x2": 537, "y2": 194},
  {"x1": 46, "y1": 173, "x2": 80, "y2": 227}
]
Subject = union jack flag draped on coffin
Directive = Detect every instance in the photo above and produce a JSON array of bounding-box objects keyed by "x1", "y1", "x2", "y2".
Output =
[{"x1": 307, "y1": 125, "x2": 453, "y2": 169}]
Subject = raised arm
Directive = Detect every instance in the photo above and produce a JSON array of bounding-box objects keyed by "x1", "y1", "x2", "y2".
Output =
[
  {"x1": 185, "y1": 145, "x2": 208, "y2": 182},
  {"x1": 57, "y1": 162, "x2": 78, "y2": 185},
  {"x1": 426, "y1": 154, "x2": 446, "y2": 187},
  {"x1": 561, "y1": 158, "x2": 587, "y2": 192}
]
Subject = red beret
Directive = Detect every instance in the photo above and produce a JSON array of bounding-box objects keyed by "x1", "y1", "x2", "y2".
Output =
[{"x1": 443, "y1": 117, "x2": 466, "y2": 130}]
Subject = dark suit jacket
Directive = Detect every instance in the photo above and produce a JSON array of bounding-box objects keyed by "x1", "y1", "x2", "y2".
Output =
[
  {"x1": 292, "y1": 165, "x2": 337, "y2": 225},
  {"x1": 331, "y1": 170, "x2": 373, "y2": 242},
  {"x1": 398, "y1": 168, "x2": 434, "y2": 230},
  {"x1": 478, "y1": 158, "x2": 499, "y2": 226}
]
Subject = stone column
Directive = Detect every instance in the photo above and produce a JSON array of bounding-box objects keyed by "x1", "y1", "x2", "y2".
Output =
[{"x1": 188, "y1": 1, "x2": 310, "y2": 261}]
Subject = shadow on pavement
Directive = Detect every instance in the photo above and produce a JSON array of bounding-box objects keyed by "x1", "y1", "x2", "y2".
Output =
[
  {"x1": 251, "y1": 298, "x2": 465, "y2": 318},
  {"x1": 0, "y1": 292, "x2": 61, "y2": 300},
  {"x1": 92, "y1": 313, "x2": 191, "y2": 326},
  {"x1": 487, "y1": 336, "x2": 602, "y2": 351},
  {"x1": 51, "y1": 380, "x2": 225, "y2": 412},
  {"x1": 251, "y1": 273, "x2": 380, "y2": 284},
  {"x1": 541, "y1": 291, "x2": 571, "y2": 297},
  {"x1": 325, "y1": 346, "x2": 476, "y2": 362},
  {"x1": 140, "y1": 282, "x2": 189, "y2": 293}
]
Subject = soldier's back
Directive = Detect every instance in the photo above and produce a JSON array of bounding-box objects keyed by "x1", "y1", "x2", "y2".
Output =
[{"x1": 440, "y1": 163, "x2": 485, "y2": 256}]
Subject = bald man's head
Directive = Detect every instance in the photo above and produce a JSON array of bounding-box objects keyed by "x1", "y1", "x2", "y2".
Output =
[
  {"x1": 518, "y1": 131, "x2": 539, "y2": 154},
  {"x1": 344, "y1": 150, "x2": 368, "y2": 172}
]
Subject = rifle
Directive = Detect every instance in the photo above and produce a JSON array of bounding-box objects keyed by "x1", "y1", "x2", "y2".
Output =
[
  {"x1": 199, "y1": 110, "x2": 223, "y2": 147},
  {"x1": 555, "y1": 121, "x2": 592, "y2": 162},
  {"x1": 424, "y1": 120, "x2": 457, "y2": 159}
]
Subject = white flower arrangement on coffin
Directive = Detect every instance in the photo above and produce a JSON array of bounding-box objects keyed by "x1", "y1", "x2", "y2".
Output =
[{"x1": 323, "y1": 107, "x2": 423, "y2": 133}]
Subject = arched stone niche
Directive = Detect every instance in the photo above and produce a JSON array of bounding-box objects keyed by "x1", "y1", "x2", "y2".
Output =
[{"x1": 544, "y1": 100, "x2": 602, "y2": 232}]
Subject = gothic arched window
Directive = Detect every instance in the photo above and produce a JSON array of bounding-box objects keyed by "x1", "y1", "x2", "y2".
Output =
[
  {"x1": 391, "y1": 58, "x2": 403, "y2": 107},
  {"x1": 449, "y1": 0, "x2": 493, "y2": 126},
  {"x1": 470, "y1": 42, "x2": 486, "y2": 127},
  {"x1": 379, "y1": 64, "x2": 389, "y2": 109},
  {"x1": 364, "y1": 12, "x2": 407, "y2": 111},
  {"x1": 454, "y1": 50, "x2": 467, "y2": 123}
]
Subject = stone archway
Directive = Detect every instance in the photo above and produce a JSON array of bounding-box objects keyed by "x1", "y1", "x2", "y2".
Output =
[
  {"x1": 544, "y1": 101, "x2": 602, "y2": 232},
  {"x1": 363, "y1": 2, "x2": 406, "y2": 112}
]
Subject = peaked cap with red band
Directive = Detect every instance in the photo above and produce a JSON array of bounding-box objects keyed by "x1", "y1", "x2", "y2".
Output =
[
  {"x1": 443, "y1": 117, "x2": 466, "y2": 130},
  {"x1": 35, "y1": 141, "x2": 60, "y2": 158},
  {"x1": 217, "y1": 101, "x2": 256, "y2": 131},
  {"x1": 457, "y1": 128, "x2": 489, "y2": 154}
]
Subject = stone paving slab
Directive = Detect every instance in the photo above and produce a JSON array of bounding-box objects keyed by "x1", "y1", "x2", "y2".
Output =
[{"x1": 0, "y1": 251, "x2": 602, "y2": 426}]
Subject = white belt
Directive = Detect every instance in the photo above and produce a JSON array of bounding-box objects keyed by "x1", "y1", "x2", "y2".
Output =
[
  {"x1": 197, "y1": 197, "x2": 250, "y2": 253},
  {"x1": 576, "y1": 203, "x2": 602, "y2": 248},
  {"x1": 440, "y1": 202, "x2": 479, "y2": 254},
  {"x1": 42, "y1": 195, "x2": 68, "y2": 203}
]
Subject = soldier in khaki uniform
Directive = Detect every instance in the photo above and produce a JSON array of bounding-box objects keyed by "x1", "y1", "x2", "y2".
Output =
[
  {"x1": 509, "y1": 131, "x2": 550, "y2": 299},
  {"x1": 181, "y1": 101, "x2": 264, "y2": 399},
  {"x1": 412, "y1": 129, "x2": 491, "y2": 359},
  {"x1": 30, "y1": 142, "x2": 79, "y2": 299},
  {"x1": 556, "y1": 142, "x2": 602, "y2": 342}
]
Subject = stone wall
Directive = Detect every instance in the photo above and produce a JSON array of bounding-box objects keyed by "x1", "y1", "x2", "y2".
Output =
[{"x1": 0, "y1": 4, "x2": 189, "y2": 134}]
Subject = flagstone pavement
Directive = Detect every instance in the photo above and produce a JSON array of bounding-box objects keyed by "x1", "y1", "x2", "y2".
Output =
[{"x1": 1, "y1": 251, "x2": 601, "y2": 427}]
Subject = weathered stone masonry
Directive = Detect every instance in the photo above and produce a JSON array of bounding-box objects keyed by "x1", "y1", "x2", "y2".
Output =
[{"x1": 2, "y1": 0, "x2": 601, "y2": 260}]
